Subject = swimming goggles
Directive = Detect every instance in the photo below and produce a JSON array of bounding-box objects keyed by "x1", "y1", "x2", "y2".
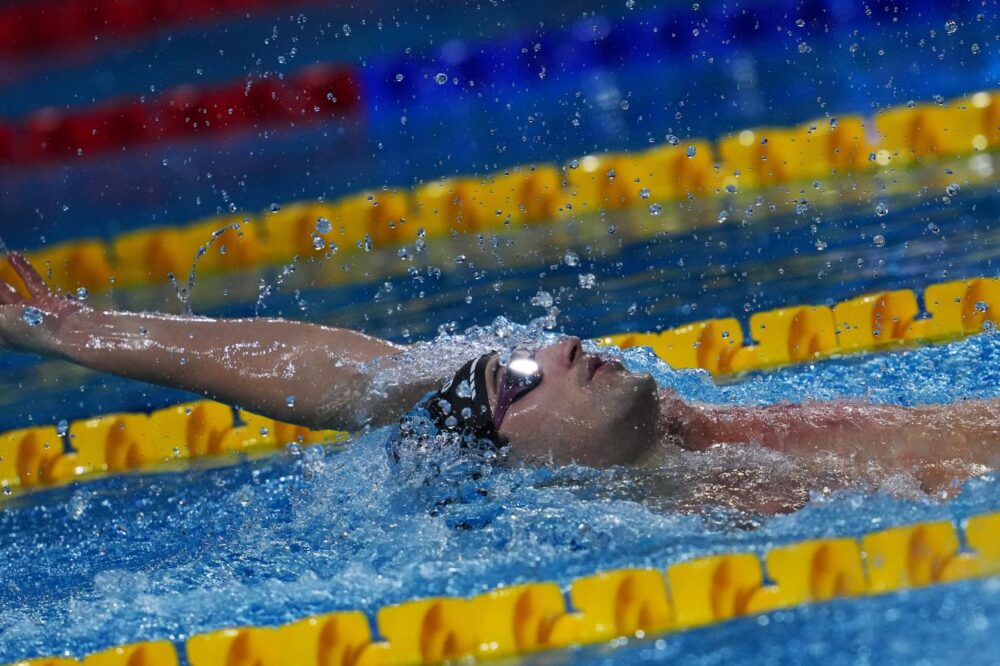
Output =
[{"x1": 492, "y1": 348, "x2": 543, "y2": 432}]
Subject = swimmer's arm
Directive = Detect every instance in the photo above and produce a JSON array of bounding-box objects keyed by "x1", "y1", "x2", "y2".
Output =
[
  {"x1": 680, "y1": 398, "x2": 999, "y2": 488},
  {"x1": 0, "y1": 252, "x2": 425, "y2": 431}
]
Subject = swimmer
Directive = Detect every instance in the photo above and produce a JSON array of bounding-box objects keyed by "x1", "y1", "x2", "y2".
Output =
[{"x1": 1, "y1": 252, "x2": 997, "y2": 497}]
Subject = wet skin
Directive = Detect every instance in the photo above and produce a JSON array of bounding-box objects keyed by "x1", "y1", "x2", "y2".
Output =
[
  {"x1": 483, "y1": 336, "x2": 1000, "y2": 491},
  {"x1": 1, "y1": 251, "x2": 997, "y2": 495}
]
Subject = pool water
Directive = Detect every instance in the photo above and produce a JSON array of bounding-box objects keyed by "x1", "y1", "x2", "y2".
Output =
[
  {"x1": 1, "y1": 328, "x2": 998, "y2": 663},
  {"x1": 2, "y1": 2, "x2": 1000, "y2": 663}
]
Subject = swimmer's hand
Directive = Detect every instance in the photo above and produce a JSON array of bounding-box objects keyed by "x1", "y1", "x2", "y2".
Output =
[{"x1": 0, "y1": 252, "x2": 89, "y2": 356}]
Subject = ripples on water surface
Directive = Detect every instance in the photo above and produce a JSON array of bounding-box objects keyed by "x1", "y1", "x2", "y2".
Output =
[{"x1": 1, "y1": 329, "x2": 998, "y2": 663}]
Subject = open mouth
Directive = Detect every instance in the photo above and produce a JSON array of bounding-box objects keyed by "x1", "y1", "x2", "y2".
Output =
[{"x1": 586, "y1": 354, "x2": 605, "y2": 381}]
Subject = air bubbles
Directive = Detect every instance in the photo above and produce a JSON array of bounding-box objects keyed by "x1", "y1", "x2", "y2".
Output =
[
  {"x1": 815, "y1": 240, "x2": 827, "y2": 251},
  {"x1": 578, "y1": 273, "x2": 597, "y2": 289},
  {"x1": 944, "y1": 19, "x2": 958, "y2": 34},
  {"x1": 342, "y1": 24, "x2": 352, "y2": 36},
  {"x1": 56, "y1": 419, "x2": 69, "y2": 436},
  {"x1": 872, "y1": 234, "x2": 886, "y2": 248},
  {"x1": 639, "y1": 188, "x2": 650, "y2": 199},
  {"x1": 315, "y1": 217, "x2": 332, "y2": 234},
  {"x1": 22, "y1": 306, "x2": 43, "y2": 327},
  {"x1": 434, "y1": 72, "x2": 448, "y2": 85},
  {"x1": 685, "y1": 145, "x2": 697, "y2": 158},
  {"x1": 875, "y1": 202, "x2": 889, "y2": 217},
  {"x1": 648, "y1": 203, "x2": 662, "y2": 215},
  {"x1": 75, "y1": 287, "x2": 88, "y2": 300},
  {"x1": 286, "y1": 396, "x2": 297, "y2": 408},
  {"x1": 665, "y1": 134, "x2": 680, "y2": 145},
  {"x1": 927, "y1": 222, "x2": 941, "y2": 234},
  {"x1": 455, "y1": 380, "x2": 473, "y2": 399},
  {"x1": 563, "y1": 250, "x2": 580, "y2": 267},
  {"x1": 945, "y1": 183, "x2": 960, "y2": 197}
]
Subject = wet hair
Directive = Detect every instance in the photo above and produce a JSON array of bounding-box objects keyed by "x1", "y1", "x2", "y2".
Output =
[{"x1": 391, "y1": 352, "x2": 505, "y2": 462}]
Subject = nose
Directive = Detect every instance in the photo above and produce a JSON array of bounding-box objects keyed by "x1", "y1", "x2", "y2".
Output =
[{"x1": 558, "y1": 336, "x2": 583, "y2": 367}]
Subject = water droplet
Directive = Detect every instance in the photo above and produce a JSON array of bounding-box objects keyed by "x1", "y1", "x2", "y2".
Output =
[
  {"x1": 685, "y1": 145, "x2": 696, "y2": 158},
  {"x1": 625, "y1": 0, "x2": 636, "y2": 8},
  {"x1": 944, "y1": 19, "x2": 958, "y2": 34},
  {"x1": 568, "y1": 159, "x2": 580, "y2": 169},
  {"x1": 578, "y1": 273, "x2": 597, "y2": 289},
  {"x1": 531, "y1": 291, "x2": 554, "y2": 308},
  {"x1": 648, "y1": 203, "x2": 662, "y2": 215},
  {"x1": 639, "y1": 188, "x2": 650, "y2": 199},
  {"x1": 453, "y1": 254, "x2": 466, "y2": 264},
  {"x1": 875, "y1": 202, "x2": 889, "y2": 217},
  {"x1": 563, "y1": 250, "x2": 579, "y2": 267},
  {"x1": 138, "y1": 326, "x2": 148, "y2": 336},
  {"x1": 75, "y1": 287, "x2": 88, "y2": 300},
  {"x1": 815, "y1": 239, "x2": 827, "y2": 251},
  {"x1": 394, "y1": 73, "x2": 405, "y2": 82},
  {"x1": 56, "y1": 419, "x2": 69, "y2": 436},
  {"x1": 311, "y1": 235, "x2": 326, "y2": 250},
  {"x1": 286, "y1": 396, "x2": 297, "y2": 408},
  {"x1": 434, "y1": 72, "x2": 448, "y2": 85},
  {"x1": 456, "y1": 380, "x2": 473, "y2": 399},
  {"x1": 974, "y1": 300, "x2": 989, "y2": 313},
  {"x1": 795, "y1": 18, "x2": 806, "y2": 27},
  {"x1": 665, "y1": 134, "x2": 680, "y2": 145},
  {"x1": 342, "y1": 23, "x2": 352, "y2": 36},
  {"x1": 22, "y1": 306, "x2": 43, "y2": 327},
  {"x1": 444, "y1": 415, "x2": 458, "y2": 428},
  {"x1": 927, "y1": 222, "x2": 940, "y2": 234},
  {"x1": 315, "y1": 217, "x2": 332, "y2": 234},
  {"x1": 873, "y1": 234, "x2": 886, "y2": 248},
  {"x1": 945, "y1": 183, "x2": 960, "y2": 196}
]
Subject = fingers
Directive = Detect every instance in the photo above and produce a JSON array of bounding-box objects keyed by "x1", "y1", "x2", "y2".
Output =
[{"x1": 7, "y1": 252, "x2": 51, "y2": 300}]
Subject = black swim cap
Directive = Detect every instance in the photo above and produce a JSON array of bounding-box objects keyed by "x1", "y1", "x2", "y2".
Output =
[{"x1": 423, "y1": 352, "x2": 504, "y2": 445}]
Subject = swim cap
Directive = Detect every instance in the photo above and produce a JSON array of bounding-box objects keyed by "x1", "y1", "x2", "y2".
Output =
[{"x1": 424, "y1": 352, "x2": 503, "y2": 445}]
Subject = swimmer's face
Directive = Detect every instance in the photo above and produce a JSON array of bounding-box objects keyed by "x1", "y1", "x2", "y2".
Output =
[{"x1": 485, "y1": 336, "x2": 659, "y2": 466}]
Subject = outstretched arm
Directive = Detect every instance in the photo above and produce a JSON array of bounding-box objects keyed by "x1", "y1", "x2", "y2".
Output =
[{"x1": 0, "y1": 253, "x2": 436, "y2": 431}]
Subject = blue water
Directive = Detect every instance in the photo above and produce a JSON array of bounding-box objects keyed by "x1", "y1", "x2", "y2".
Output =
[
  {"x1": 2, "y1": 2, "x2": 1000, "y2": 663},
  {"x1": 2, "y1": 174, "x2": 996, "y2": 433},
  {"x1": 1, "y1": 329, "x2": 998, "y2": 663}
]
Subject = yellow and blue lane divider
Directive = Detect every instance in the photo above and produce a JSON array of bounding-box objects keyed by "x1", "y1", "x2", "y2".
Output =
[
  {"x1": 0, "y1": 276, "x2": 996, "y2": 496},
  {"x1": 1, "y1": 90, "x2": 998, "y2": 298},
  {"x1": 602, "y1": 277, "x2": 999, "y2": 375},
  {"x1": 8, "y1": 510, "x2": 1000, "y2": 666}
]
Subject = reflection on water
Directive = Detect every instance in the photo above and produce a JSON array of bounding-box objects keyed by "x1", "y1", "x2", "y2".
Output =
[
  {"x1": 0, "y1": 327, "x2": 997, "y2": 663},
  {"x1": 2, "y1": 165, "x2": 998, "y2": 432}
]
